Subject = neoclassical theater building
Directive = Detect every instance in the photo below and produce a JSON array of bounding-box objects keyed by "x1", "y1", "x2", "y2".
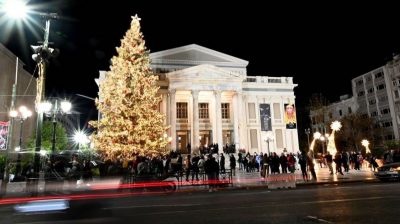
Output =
[{"x1": 97, "y1": 44, "x2": 299, "y2": 155}]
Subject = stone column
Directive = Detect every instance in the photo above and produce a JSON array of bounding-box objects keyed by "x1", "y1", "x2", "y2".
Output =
[
  {"x1": 214, "y1": 90, "x2": 223, "y2": 151},
  {"x1": 162, "y1": 93, "x2": 168, "y2": 126},
  {"x1": 238, "y1": 91, "x2": 246, "y2": 150},
  {"x1": 169, "y1": 89, "x2": 177, "y2": 150},
  {"x1": 192, "y1": 90, "x2": 200, "y2": 148},
  {"x1": 233, "y1": 91, "x2": 240, "y2": 150}
]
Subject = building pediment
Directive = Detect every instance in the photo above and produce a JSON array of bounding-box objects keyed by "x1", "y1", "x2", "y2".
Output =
[
  {"x1": 166, "y1": 64, "x2": 243, "y2": 91},
  {"x1": 150, "y1": 44, "x2": 248, "y2": 67},
  {"x1": 167, "y1": 64, "x2": 244, "y2": 81}
]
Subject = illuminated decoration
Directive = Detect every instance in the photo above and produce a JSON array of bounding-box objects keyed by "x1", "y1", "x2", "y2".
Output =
[
  {"x1": 327, "y1": 120, "x2": 342, "y2": 155},
  {"x1": 361, "y1": 139, "x2": 371, "y2": 154},
  {"x1": 89, "y1": 15, "x2": 169, "y2": 161},
  {"x1": 309, "y1": 131, "x2": 321, "y2": 151}
]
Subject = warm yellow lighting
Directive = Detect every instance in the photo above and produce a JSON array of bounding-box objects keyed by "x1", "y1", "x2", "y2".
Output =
[
  {"x1": 331, "y1": 121, "x2": 342, "y2": 131},
  {"x1": 361, "y1": 139, "x2": 371, "y2": 154},
  {"x1": 361, "y1": 139, "x2": 369, "y2": 147}
]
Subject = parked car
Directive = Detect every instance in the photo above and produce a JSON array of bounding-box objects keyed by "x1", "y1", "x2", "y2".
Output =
[{"x1": 375, "y1": 162, "x2": 400, "y2": 181}]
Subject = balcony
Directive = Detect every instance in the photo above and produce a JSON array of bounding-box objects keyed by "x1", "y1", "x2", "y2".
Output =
[{"x1": 244, "y1": 76, "x2": 293, "y2": 84}]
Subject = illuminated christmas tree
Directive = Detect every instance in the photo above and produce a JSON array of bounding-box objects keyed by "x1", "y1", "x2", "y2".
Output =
[{"x1": 89, "y1": 15, "x2": 168, "y2": 161}]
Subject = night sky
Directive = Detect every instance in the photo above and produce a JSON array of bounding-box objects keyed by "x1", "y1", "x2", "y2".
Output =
[{"x1": 2, "y1": 1, "x2": 400, "y2": 128}]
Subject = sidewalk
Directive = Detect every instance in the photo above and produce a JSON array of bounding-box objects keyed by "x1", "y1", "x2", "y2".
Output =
[
  {"x1": 0, "y1": 164, "x2": 378, "y2": 198},
  {"x1": 231, "y1": 163, "x2": 377, "y2": 189}
]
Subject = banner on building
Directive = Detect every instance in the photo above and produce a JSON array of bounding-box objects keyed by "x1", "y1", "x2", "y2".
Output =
[
  {"x1": 0, "y1": 121, "x2": 9, "y2": 150},
  {"x1": 260, "y1": 104, "x2": 272, "y2": 131},
  {"x1": 284, "y1": 104, "x2": 297, "y2": 129}
]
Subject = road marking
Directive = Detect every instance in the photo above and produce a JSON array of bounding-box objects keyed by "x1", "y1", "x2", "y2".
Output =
[
  {"x1": 103, "y1": 203, "x2": 201, "y2": 210},
  {"x1": 306, "y1": 215, "x2": 333, "y2": 223},
  {"x1": 17, "y1": 217, "x2": 118, "y2": 224},
  {"x1": 300, "y1": 196, "x2": 385, "y2": 204}
]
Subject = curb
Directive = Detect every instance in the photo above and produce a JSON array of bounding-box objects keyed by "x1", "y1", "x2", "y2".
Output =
[{"x1": 224, "y1": 178, "x2": 380, "y2": 191}]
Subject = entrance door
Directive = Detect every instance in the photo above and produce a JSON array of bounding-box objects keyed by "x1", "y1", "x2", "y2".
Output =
[
  {"x1": 199, "y1": 130, "x2": 212, "y2": 147},
  {"x1": 222, "y1": 130, "x2": 234, "y2": 146},
  {"x1": 177, "y1": 131, "x2": 190, "y2": 153}
]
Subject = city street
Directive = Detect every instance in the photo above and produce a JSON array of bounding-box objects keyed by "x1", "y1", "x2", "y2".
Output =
[{"x1": 0, "y1": 181, "x2": 399, "y2": 223}]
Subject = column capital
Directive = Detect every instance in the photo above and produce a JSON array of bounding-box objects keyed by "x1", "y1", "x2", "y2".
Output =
[
  {"x1": 192, "y1": 90, "x2": 199, "y2": 98},
  {"x1": 169, "y1": 88, "x2": 176, "y2": 95},
  {"x1": 213, "y1": 90, "x2": 222, "y2": 96}
]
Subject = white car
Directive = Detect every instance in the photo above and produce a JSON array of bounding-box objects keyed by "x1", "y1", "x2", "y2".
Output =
[{"x1": 375, "y1": 162, "x2": 400, "y2": 181}]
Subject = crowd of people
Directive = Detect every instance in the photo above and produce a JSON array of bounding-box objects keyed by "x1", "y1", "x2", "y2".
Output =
[{"x1": 17, "y1": 147, "x2": 400, "y2": 194}]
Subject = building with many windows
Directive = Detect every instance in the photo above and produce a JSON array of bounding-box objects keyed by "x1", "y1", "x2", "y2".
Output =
[
  {"x1": 310, "y1": 54, "x2": 400, "y2": 144},
  {"x1": 97, "y1": 44, "x2": 299, "y2": 154},
  {"x1": 310, "y1": 94, "x2": 357, "y2": 135},
  {"x1": 352, "y1": 54, "x2": 400, "y2": 141}
]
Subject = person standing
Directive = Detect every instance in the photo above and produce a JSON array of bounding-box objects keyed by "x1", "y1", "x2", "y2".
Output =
[
  {"x1": 219, "y1": 153, "x2": 226, "y2": 173},
  {"x1": 324, "y1": 151, "x2": 334, "y2": 174},
  {"x1": 298, "y1": 152, "x2": 308, "y2": 182},
  {"x1": 184, "y1": 155, "x2": 192, "y2": 182},
  {"x1": 229, "y1": 154, "x2": 236, "y2": 176}
]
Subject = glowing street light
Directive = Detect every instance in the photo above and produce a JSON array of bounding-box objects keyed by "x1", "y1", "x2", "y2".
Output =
[
  {"x1": 3, "y1": 0, "x2": 28, "y2": 19},
  {"x1": 74, "y1": 131, "x2": 90, "y2": 150}
]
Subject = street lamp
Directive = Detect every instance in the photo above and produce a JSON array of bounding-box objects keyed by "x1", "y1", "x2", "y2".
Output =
[
  {"x1": 3, "y1": 0, "x2": 28, "y2": 19},
  {"x1": 9, "y1": 106, "x2": 32, "y2": 178},
  {"x1": 74, "y1": 130, "x2": 90, "y2": 150},
  {"x1": 265, "y1": 131, "x2": 274, "y2": 155},
  {"x1": 38, "y1": 99, "x2": 72, "y2": 153}
]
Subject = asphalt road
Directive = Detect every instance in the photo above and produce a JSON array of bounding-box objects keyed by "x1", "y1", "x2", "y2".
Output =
[{"x1": 0, "y1": 182, "x2": 399, "y2": 224}]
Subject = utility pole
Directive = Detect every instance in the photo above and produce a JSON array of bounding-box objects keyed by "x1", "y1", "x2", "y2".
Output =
[{"x1": 31, "y1": 13, "x2": 59, "y2": 195}]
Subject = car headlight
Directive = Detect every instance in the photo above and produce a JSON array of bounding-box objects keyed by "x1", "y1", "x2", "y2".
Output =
[{"x1": 389, "y1": 167, "x2": 400, "y2": 172}]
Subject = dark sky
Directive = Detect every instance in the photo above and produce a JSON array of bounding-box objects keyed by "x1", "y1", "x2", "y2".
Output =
[{"x1": 2, "y1": 1, "x2": 400, "y2": 127}]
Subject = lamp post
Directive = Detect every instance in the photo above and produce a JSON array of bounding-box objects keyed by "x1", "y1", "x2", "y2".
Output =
[
  {"x1": 305, "y1": 128, "x2": 311, "y2": 148},
  {"x1": 9, "y1": 106, "x2": 32, "y2": 178},
  {"x1": 265, "y1": 131, "x2": 274, "y2": 155},
  {"x1": 39, "y1": 100, "x2": 72, "y2": 154}
]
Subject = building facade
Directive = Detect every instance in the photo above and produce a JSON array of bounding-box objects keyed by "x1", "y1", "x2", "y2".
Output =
[
  {"x1": 351, "y1": 54, "x2": 400, "y2": 141},
  {"x1": 0, "y1": 43, "x2": 37, "y2": 152},
  {"x1": 310, "y1": 54, "x2": 400, "y2": 145},
  {"x1": 310, "y1": 94, "x2": 358, "y2": 134},
  {"x1": 97, "y1": 44, "x2": 299, "y2": 154}
]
